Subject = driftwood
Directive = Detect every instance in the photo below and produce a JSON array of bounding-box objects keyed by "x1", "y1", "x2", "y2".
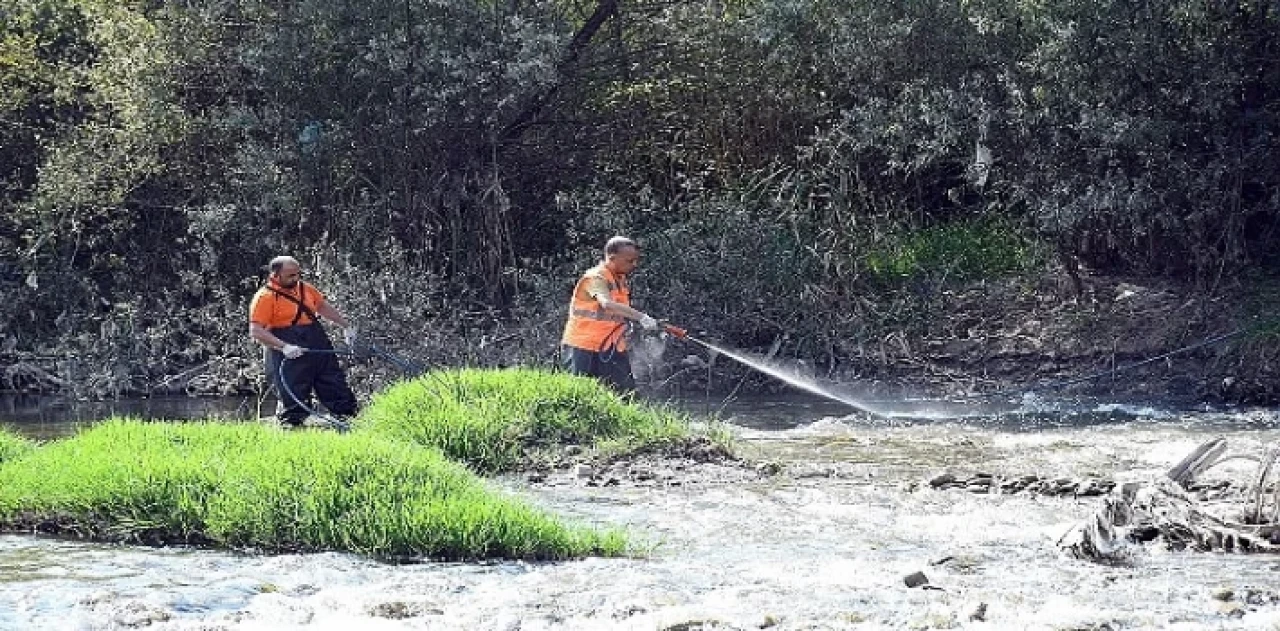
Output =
[
  {"x1": 1, "y1": 360, "x2": 64, "y2": 392},
  {"x1": 1060, "y1": 437, "x2": 1280, "y2": 563}
]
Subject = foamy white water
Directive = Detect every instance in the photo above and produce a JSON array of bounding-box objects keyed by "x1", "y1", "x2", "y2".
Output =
[{"x1": 3, "y1": 403, "x2": 1280, "y2": 629}]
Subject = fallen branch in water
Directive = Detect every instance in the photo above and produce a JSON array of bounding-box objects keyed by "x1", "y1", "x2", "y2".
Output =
[{"x1": 1060, "y1": 436, "x2": 1280, "y2": 563}]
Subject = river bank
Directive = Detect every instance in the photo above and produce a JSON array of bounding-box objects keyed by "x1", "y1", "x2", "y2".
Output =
[
  {"x1": 843, "y1": 273, "x2": 1280, "y2": 405},
  {"x1": 2, "y1": 270, "x2": 1278, "y2": 406}
]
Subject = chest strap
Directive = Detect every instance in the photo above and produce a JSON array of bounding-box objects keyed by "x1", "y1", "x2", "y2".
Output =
[{"x1": 267, "y1": 283, "x2": 318, "y2": 327}]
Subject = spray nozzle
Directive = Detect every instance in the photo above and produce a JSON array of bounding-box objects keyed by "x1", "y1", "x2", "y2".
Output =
[{"x1": 662, "y1": 323, "x2": 688, "y2": 339}]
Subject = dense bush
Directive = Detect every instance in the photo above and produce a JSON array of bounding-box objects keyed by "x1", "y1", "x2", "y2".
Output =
[{"x1": 1, "y1": 0, "x2": 1277, "y2": 393}]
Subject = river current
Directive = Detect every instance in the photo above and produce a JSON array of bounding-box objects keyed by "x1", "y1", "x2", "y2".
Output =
[{"x1": 2, "y1": 394, "x2": 1280, "y2": 630}]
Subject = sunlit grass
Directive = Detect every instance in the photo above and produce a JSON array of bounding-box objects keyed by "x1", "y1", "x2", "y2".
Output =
[
  {"x1": 0, "y1": 427, "x2": 33, "y2": 464},
  {"x1": 0, "y1": 419, "x2": 625, "y2": 559},
  {"x1": 357, "y1": 367, "x2": 705, "y2": 473}
]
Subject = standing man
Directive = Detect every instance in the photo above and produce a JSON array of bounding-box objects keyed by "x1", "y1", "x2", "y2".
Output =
[
  {"x1": 249, "y1": 255, "x2": 359, "y2": 427},
  {"x1": 561, "y1": 236, "x2": 663, "y2": 392}
]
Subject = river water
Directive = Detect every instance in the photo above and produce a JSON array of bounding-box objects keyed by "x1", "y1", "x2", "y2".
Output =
[{"x1": 2, "y1": 394, "x2": 1280, "y2": 629}]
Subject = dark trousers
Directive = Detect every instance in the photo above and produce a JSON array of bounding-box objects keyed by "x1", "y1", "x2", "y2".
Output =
[
  {"x1": 562, "y1": 344, "x2": 635, "y2": 393},
  {"x1": 265, "y1": 323, "x2": 358, "y2": 425}
]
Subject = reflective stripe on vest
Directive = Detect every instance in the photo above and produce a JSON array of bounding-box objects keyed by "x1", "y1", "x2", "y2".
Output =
[
  {"x1": 561, "y1": 264, "x2": 630, "y2": 352},
  {"x1": 570, "y1": 308, "x2": 627, "y2": 322}
]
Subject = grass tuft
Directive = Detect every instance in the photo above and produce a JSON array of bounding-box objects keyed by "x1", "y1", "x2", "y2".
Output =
[
  {"x1": 0, "y1": 428, "x2": 34, "y2": 464},
  {"x1": 0, "y1": 419, "x2": 625, "y2": 559},
  {"x1": 357, "y1": 367, "x2": 699, "y2": 472}
]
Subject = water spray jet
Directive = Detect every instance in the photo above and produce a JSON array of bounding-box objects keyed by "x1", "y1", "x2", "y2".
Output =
[
  {"x1": 665, "y1": 318, "x2": 1266, "y2": 421},
  {"x1": 663, "y1": 324, "x2": 973, "y2": 419}
]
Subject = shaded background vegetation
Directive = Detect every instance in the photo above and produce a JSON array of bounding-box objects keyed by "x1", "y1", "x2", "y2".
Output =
[{"x1": 2, "y1": 0, "x2": 1278, "y2": 397}]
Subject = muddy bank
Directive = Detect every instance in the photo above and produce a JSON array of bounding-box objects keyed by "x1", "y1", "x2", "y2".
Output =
[
  {"x1": 4, "y1": 271, "x2": 1279, "y2": 405},
  {"x1": 514, "y1": 436, "x2": 764, "y2": 491},
  {"x1": 884, "y1": 274, "x2": 1280, "y2": 405},
  {"x1": 646, "y1": 272, "x2": 1280, "y2": 406}
]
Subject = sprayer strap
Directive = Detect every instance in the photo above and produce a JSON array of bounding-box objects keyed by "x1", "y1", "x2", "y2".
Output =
[{"x1": 268, "y1": 283, "x2": 319, "y2": 327}]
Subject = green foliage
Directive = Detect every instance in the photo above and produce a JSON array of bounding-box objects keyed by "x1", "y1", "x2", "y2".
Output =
[
  {"x1": 0, "y1": 428, "x2": 34, "y2": 464},
  {"x1": 861, "y1": 217, "x2": 1042, "y2": 286},
  {"x1": 144, "y1": 0, "x2": 577, "y2": 296},
  {"x1": 3, "y1": 0, "x2": 1280, "y2": 393},
  {"x1": 0, "y1": 419, "x2": 625, "y2": 559},
  {"x1": 357, "y1": 367, "x2": 695, "y2": 473},
  {"x1": 0, "y1": 0, "x2": 95, "y2": 203},
  {"x1": 1000, "y1": 1, "x2": 1280, "y2": 277},
  {"x1": 616, "y1": 195, "x2": 824, "y2": 346}
]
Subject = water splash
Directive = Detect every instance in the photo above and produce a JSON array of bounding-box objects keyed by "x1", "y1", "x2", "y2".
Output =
[
  {"x1": 695, "y1": 340, "x2": 1010, "y2": 420},
  {"x1": 697, "y1": 342, "x2": 872, "y2": 410}
]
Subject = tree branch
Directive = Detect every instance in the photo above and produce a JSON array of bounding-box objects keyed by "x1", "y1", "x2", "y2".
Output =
[{"x1": 499, "y1": 0, "x2": 619, "y2": 145}]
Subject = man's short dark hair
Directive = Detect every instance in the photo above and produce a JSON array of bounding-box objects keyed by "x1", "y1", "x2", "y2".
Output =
[{"x1": 604, "y1": 236, "x2": 637, "y2": 257}]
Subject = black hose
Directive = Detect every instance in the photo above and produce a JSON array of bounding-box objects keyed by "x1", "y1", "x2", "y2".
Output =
[
  {"x1": 276, "y1": 342, "x2": 425, "y2": 432},
  {"x1": 596, "y1": 322, "x2": 629, "y2": 363}
]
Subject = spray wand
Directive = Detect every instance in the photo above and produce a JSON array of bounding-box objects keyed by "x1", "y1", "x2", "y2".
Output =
[{"x1": 661, "y1": 322, "x2": 712, "y2": 350}]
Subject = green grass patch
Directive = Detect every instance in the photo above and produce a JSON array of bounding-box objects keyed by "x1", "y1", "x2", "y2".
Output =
[
  {"x1": 0, "y1": 427, "x2": 34, "y2": 464},
  {"x1": 357, "y1": 367, "x2": 701, "y2": 473},
  {"x1": 862, "y1": 217, "x2": 1042, "y2": 285},
  {"x1": 0, "y1": 419, "x2": 625, "y2": 560}
]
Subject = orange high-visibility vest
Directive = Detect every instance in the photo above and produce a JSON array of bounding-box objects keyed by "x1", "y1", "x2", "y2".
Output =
[{"x1": 561, "y1": 264, "x2": 630, "y2": 352}]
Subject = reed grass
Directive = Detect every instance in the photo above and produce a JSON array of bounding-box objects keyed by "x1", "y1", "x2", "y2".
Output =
[
  {"x1": 0, "y1": 419, "x2": 625, "y2": 559},
  {"x1": 357, "y1": 368, "x2": 699, "y2": 472},
  {"x1": 0, "y1": 428, "x2": 33, "y2": 464}
]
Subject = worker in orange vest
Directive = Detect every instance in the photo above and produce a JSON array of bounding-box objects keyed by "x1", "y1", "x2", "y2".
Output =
[
  {"x1": 248, "y1": 255, "x2": 359, "y2": 427},
  {"x1": 561, "y1": 236, "x2": 663, "y2": 392}
]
